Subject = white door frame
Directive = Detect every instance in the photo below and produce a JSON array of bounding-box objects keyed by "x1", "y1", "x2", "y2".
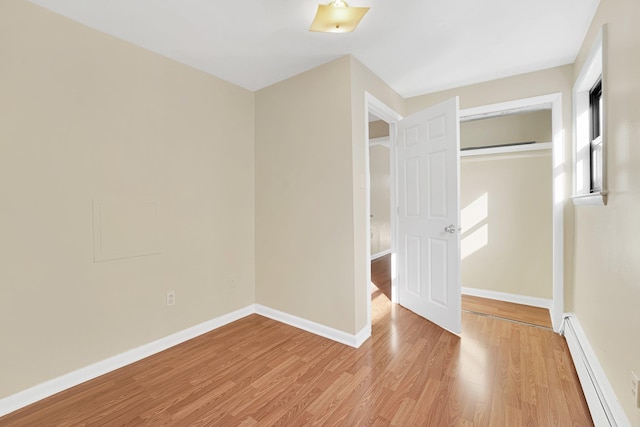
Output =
[
  {"x1": 459, "y1": 93, "x2": 565, "y2": 332},
  {"x1": 365, "y1": 92, "x2": 565, "y2": 333},
  {"x1": 365, "y1": 93, "x2": 402, "y2": 329}
]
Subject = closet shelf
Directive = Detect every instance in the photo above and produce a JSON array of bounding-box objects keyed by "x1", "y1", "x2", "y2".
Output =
[{"x1": 460, "y1": 142, "x2": 552, "y2": 157}]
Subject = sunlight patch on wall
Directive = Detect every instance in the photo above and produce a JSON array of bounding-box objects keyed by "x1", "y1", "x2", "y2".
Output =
[
  {"x1": 461, "y1": 225, "x2": 488, "y2": 260},
  {"x1": 461, "y1": 192, "x2": 488, "y2": 233},
  {"x1": 552, "y1": 116, "x2": 566, "y2": 203},
  {"x1": 576, "y1": 158, "x2": 585, "y2": 194},
  {"x1": 461, "y1": 192, "x2": 488, "y2": 260}
]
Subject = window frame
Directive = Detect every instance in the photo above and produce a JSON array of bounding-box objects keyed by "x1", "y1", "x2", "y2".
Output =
[
  {"x1": 572, "y1": 26, "x2": 607, "y2": 206},
  {"x1": 589, "y1": 78, "x2": 603, "y2": 193}
]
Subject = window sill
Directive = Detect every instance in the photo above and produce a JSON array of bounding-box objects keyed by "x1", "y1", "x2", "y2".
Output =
[{"x1": 572, "y1": 191, "x2": 608, "y2": 206}]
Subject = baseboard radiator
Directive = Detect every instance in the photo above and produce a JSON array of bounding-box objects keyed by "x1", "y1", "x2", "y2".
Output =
[{"x1": 562, "y1": 314, "x2": 630, "y2": 427}]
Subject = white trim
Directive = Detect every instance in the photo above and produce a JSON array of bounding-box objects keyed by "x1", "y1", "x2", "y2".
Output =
[
  {"x1": 255, "y1": 304, "x2": 369, "y2": 348},
  {"x1": 354, "y1": 324, "x2": 372, "y2": 347},
  {"x1": 0, "y1": 301, "x2": 376, "y2": 417},
  {"x1": 574, "y1": 28, "x2": 604, "y2": 93},
  {"x1": 462, "y1": 287, "x2": 552, "y2": 310},
  {"x1": 572, "y1": 192, "x2": 608, "y2": 206},
  {"x1": 0, "y1": 304, "x2": 255, "y2": 418},
  {"x1": 365, "y1": 92, "x2": 402, "y2": 334},
  {"x1": 562, "y1": 314, "x2": 631, "y2": 427},
  {"x1": 550, "y1": 93, "x2": 565, "y2": 333},
  {"x1": 460, "y1": 95, "x2": 557, "y2": 120},
  {"x1": 460, "y1": 93, "x2": 564, "y2": 332},
  {"x1": 371, "y1": 249, "x2": 391, "y2": 260},
  {"x1": 461, "y1": 150, "x2": 551, "y2": 163},
  {"x1": 460, "y1": 103, "x2": 552, "y2": 122},
  {"x1": 369, "y1": 136, "x2": 390, "y2": 147},
  {"x1": 460, "y1": 142, "x2": 552, "y2": 157},
  {"x1": 573, "y1": 26, "x2": 607, "y2": 202}
]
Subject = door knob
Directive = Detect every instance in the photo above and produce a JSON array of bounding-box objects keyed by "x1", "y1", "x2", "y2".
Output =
[{"x1": 444, "y1": 224, "x2": 457, "y2": 234}]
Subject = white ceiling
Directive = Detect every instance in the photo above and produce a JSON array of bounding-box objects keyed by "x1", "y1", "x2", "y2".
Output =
[{"x1": 28, "y1": 0, "x2": 599, "y2": 97}]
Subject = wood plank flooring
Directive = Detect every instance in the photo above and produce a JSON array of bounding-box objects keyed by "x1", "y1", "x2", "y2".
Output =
[
  {"x1": 1, "y1": 259, "x2": 592, "y2": 426},
  {"x1": 461, "y1": 295, "x2": 553, "y2": 329},
  {"x1": 373, "y1": 254, "x2": 553, "y2": 328}
]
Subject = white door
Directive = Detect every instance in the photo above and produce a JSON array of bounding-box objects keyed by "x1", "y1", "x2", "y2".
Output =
[{"x1": 396, "y1": 97, "x2": 461, "y2": 334}]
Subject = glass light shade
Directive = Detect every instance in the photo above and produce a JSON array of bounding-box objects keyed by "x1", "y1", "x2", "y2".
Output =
[{"x1": 309, "y1": 1, "x2": 369, "y2": 33}]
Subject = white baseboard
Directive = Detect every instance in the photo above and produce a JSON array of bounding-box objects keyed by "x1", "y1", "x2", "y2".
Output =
[
  {"x1": 0, "y1": 303, "x2": 369, "y2": 418},
  {"x1": 354, "y1": 324, "x2": 372, "y2": 347},
  {"x1": 0, "y1": 304, "x2": 255, "y2": 418},
  {"x1": 462, "y1": 286, "x2": 552, "y2": 310},
  {"x1": 562, "y1": 314, "x2": 630, "y2": 427},
  {"x1": 255, "y1": 304, "x2": 368, "y2": 348},
  {"x1": 371, "y1": 249, "x2": 391, "y2": 260}
]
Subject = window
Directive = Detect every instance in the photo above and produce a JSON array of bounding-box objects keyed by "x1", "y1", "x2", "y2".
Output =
[
  {"x1": 573, "y1": 26, "x2": 606, "y2": 206},
  {"x1": 589, "y1": 79, "x2": 602, "y2": 193}
]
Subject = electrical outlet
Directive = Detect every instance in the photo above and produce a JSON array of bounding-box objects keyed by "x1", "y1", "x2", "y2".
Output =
[
  {"x1": 632, "y1": 371, "x2": 640, "y2": 408},
  {"x1": 166, "y1": 290, "x2": 176, "y2": 307}
]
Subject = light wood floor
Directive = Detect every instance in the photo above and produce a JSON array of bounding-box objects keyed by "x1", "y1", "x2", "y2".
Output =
[
  {"x1": 1, "y1": 259, "x2": 592, "y2": 426},
  {"x1": 462, "y1": 295, "x2": 553, "y2": 329},
  {"x1": 373, "y1": 254, "x2": 553, "y2": 328}
]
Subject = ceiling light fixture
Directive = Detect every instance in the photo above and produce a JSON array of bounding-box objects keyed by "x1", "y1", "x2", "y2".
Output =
[{"x1": 309, "y1": 0, "x2": 370, "y2": 33}]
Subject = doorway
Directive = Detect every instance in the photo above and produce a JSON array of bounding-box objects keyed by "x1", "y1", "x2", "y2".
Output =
[
  {"x1": 364, "y1": 92, "x2": 565, "y2": 337},
  {"x1": 365, "y1": 94, "x2": 462, "y2": 335},
  {"x1": 459, "y1": 94, "x2": 565, "y2": 331},
  {"x1": 368, "y1": 114, "x2": 392, "y2": 305},
  {"x1": 365, "y1": 95, "x2": 401, "y2": 331},
  {"x1": 369, "y1": 118, "x2": 392, "y2": 261},
  {"x1": 459, "y1": 108, "x2": 554, "y2": 326}
]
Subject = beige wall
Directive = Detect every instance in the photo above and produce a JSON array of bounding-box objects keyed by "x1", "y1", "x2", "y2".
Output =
[
  {"x1": 570, "y1": 0, "x2": 640, "y2": 421},
  {"x1": 369, "y1": 145, "x2": 391, "y2": 255},
  {"x1": 0, "y1": 0, "x2": 255, "y2": 399},
  {"x1": 369, "y1": 120, "x2": 390, "y2": 139},
  {"x1": 460, "y1": 110, "x2": 553, "y2": 299},
  {"x1": 0, "y1": 4, "x2": 404, "y2": 398},
  {"x1": 406, "y1": 65, "x2": 574, "y2": 115},
  {"x1": 460, "y1": 153, "x2": 552, "y2": 298},
  {"x1": 461, "y1": 110, "x2": 552, "y2": 149},
  {"x1": 350, "y1": 58, "x2": 405, "y2": 332},
  {"x1": 255, "y1": 57, "x2": 357, "y2": 333},
  {"x1": 255, "y1": 57, "x2": 404, "y2": 336}
]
